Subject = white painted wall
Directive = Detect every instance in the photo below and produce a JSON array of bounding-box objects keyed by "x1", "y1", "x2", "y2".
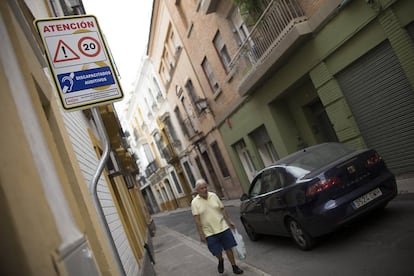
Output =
[{"x1": 61, "y1": 110, "x2": 139, "y2": 275}]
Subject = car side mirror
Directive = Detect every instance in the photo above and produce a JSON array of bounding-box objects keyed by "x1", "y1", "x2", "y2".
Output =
[{"x1": 240, "y1": 193, "x2": 249, "y2": 201}]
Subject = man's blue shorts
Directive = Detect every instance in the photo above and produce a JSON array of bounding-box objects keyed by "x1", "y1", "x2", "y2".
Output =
[{"x1": 206, "y1": 228, "x2": 237, "y2": 256}]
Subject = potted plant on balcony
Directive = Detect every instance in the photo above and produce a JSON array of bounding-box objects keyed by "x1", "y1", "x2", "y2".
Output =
[{"x1": 232, "y1": 0, "x2": 269, "y2": 26}]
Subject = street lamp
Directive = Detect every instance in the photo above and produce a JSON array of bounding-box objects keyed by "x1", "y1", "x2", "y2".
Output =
[{"x1": 195, "y1": 98, "x2": 209, "y2": 112}]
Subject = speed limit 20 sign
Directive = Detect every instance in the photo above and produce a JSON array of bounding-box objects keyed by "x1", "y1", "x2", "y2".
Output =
[{"x1": 35, "y1": 15, "x2": 123, "y2": 111}]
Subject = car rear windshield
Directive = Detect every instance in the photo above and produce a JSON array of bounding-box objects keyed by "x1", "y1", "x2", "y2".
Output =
[{"x1": 285, "y1": 143, "x2": 354, "y2": 171}]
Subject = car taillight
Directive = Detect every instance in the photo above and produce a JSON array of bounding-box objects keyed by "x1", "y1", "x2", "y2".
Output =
[
  {"x1": 306, "y1": 177, "x2": 340, "y2": 197},
  {"x1": 365, "y1": 153, "x2": 382, "y2": 168}
]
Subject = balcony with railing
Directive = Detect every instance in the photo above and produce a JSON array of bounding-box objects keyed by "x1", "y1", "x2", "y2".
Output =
[
  {"x1": 183, "y1": 117, "x2": 203, "y2": 140},
  {"x1": 145, "y1": 160, "x2": 159, "y2": 178},
  {"x1": 161, "y1": 144, "x2": 179, "y2": 164},
  {"x1": 229, "y1": 0, "x2": 312, "y2": 96}
]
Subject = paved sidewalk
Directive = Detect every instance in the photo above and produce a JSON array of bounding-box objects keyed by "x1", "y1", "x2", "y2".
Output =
[
  {"x1": 396, "y1": 175, "x2": 414, "y2": 194},
  {"x1": 153, "y1": 225, "x2": 270, "y2": 276}
]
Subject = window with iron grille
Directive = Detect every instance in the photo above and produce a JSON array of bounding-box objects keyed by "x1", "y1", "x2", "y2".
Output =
[
  {"x1": 202, "y1": 57, "x2": 220, "y2": 94},
  {"x1": 195, "y1": 156, "x2": 208, "y2": 182},
  {"x1": 211, "y1": 141, "x2": 230, "y2": 177},
  {"x1": 213, "y1": 31, "x2": 231, "y2": 72},
  {"x1": 163, "y1": 116, "x2": 180, "y2": 148},
  {"x1": 183, "y1": 161, "x2": 196, "y2": 188},
  {"x1": 144, "y1": 97, "x2": 153, "y2": 119},
  {"x1": 185, "y1": 79, "x2": 198, "y2": 105},
  {"x1": 160, "y1": 63, "x2": 170, "y2": 84},
  {"x1": 133, "y1": 127, "x2": 140, "y2": 142},
  {"x1": 143, "y1": 143, "x2": 155, "y2": 162},
  {"x1": 170, "y1": 170, "x2": 182, "y2": 194},
  {"x1": 153, "y1": 132, "x2": 163, "y2": 156},
  {"x1": 153, "y1": 77, "x2": 163, "y2": 100},
  {"x1": 174, "y1": 106, "x2": 189, "y2": 136},
  {"x1": 164, "y1": 47, "x2": 174, "y2": 70},
  {"x1": 229, "y1": 6, "x2": 250, "y2": 46},
  {"x1": 169, "y1": 30, "x2": 181, "y2": 57}
]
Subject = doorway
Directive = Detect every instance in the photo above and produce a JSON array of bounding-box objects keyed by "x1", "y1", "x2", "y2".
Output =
[
  {"x1": 304, "y1": 99, "x2": 338, "y2": 144},
  {"x1": 201, "y1": 151, "x2": 224, "y2": 198}
]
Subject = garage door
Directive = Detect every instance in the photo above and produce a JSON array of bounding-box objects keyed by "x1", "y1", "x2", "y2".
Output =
[{"x1": 336, "y1": 40, "x2": 414, "y2": 175}]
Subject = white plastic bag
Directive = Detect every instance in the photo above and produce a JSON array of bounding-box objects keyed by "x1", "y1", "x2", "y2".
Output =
[{"x1": 231, "y1": 228, "x2": 247, "y2": 260}]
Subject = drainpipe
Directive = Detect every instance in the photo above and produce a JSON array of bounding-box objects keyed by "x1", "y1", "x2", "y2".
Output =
[{"x1": 90, "y1": 107, "x2": 126, "y2": 276}]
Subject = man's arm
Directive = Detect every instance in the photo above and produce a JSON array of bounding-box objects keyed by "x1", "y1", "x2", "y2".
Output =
[
  {"x1": 193, "y1": 215, "x2": 206, "y2": 242},
  {"x1": 222, "y1": 208, "x2": 236, "y2": 229}
]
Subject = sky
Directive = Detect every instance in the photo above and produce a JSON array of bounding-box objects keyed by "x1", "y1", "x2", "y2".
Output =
[{"x1": 82, "y1": 0, "x2": 154, "y2": 92}]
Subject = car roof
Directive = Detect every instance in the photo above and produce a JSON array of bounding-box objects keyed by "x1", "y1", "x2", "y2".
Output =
[
  {"x1": 275, "y1": 142, "x2": 353, "y2": 165},
  {"x1": 252, "y1": 143, "x2": 359, "y2": 181},
  {"x1": 254, "y1": 142, "x2": 355, "y2": 173}
]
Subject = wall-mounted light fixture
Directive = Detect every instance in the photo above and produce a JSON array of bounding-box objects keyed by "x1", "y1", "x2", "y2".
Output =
[
  {"x1": 195, "y1": 98, "x2": 209, "y2": 112},
  {"x1": 176, "y1": 85, "x2": 182, "y2": 97}
]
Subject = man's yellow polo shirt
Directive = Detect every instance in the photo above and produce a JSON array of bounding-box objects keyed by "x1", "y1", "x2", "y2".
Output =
[{"x1": 191, "y1": 192, "x2": 229, "y2": 237}]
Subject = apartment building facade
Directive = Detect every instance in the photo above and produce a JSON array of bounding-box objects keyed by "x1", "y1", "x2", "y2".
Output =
[
  {"x1": 147, "y1": 0, "x2": 244, "y2": 200},
  {"x1": 213, "y1": 0, "x2": 414, "y2": 190},
  {"x1": 1, "y1": 1, "x2": 155, "y2": 275},
  {"x1": 148, "y1": 0, "x2": 414, "y2": 192},
  {"x1": 121, "y1": 56, "x2": 194, "y2": 213}
]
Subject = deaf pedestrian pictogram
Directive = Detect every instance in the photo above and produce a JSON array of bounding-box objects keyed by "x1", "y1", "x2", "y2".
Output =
[
  {"x1": 53, "y1": 40, "x2": 80, "y2": 63},
  {"x1": 61, "y1": 72, "x2": 75, "y2": 93}
]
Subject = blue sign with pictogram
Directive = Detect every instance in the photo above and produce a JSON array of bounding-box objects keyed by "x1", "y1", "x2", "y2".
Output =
[{"x1": 57, "y1": 67, "x2": 115, "y2": 93}]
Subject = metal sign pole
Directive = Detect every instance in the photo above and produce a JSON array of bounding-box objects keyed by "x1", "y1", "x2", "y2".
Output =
[{"x1": 90, "y1": 106, "x2": 126, "y2": 276}]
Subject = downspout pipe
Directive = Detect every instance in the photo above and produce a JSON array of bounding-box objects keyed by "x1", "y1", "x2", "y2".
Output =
[{"x1": 90, "y1": 107, "x2": 126, "y2": 276}]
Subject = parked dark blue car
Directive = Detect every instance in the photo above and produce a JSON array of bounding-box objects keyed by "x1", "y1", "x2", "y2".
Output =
[{"x1": 240, "y1": 142, "x2": 398, "y2": 250}]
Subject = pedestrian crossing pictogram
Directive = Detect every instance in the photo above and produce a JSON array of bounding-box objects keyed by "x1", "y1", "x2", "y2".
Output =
[{"x1": 53, "y1": 40, "x2": 80, "y2": 63}]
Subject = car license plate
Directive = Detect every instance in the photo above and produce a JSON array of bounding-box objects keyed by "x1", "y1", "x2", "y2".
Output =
[{"x1": 353, "y1": 188, "x2": 382, "y2": 209}]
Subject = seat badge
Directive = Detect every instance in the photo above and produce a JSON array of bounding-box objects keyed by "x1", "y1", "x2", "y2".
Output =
[{"x1": 347, "y1": 165, "x2": 356, "y2": 174}]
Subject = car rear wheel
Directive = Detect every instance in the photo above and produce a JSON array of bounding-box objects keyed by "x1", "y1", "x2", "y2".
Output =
[
  {"x1": 288, "y1": 218, "x2": 314, "y2": 250},
  {"x1": 241, "y1": 218, "x2": 260, "y2": 241}
]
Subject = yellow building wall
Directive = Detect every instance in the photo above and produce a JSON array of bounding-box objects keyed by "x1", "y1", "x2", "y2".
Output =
[
  {"x1": 0, "y1": 55, "x2": 62, "y2": 276},
  {"x1": 0, "y1": 1, "x2": 118, "y2": 275}
]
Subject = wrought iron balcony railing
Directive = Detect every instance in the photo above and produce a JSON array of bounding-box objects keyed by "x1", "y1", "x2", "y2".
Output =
[
  {"x1": 183, "y1": 117, "x2": 198, "y2": 139},
  {"x1": 228, "y1": 0, "x2": 308, "y2": 82},
  {"x1": 145, "y1": 160, "x2": 158, "y2": 177},
  {"x1": 161, "y1": 144, "x2": 179, "y2": 163}
]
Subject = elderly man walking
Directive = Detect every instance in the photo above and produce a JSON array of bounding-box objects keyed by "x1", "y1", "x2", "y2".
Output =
[{"x1": 191, "y1": 179, "x2": 243, "y2": 274}]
